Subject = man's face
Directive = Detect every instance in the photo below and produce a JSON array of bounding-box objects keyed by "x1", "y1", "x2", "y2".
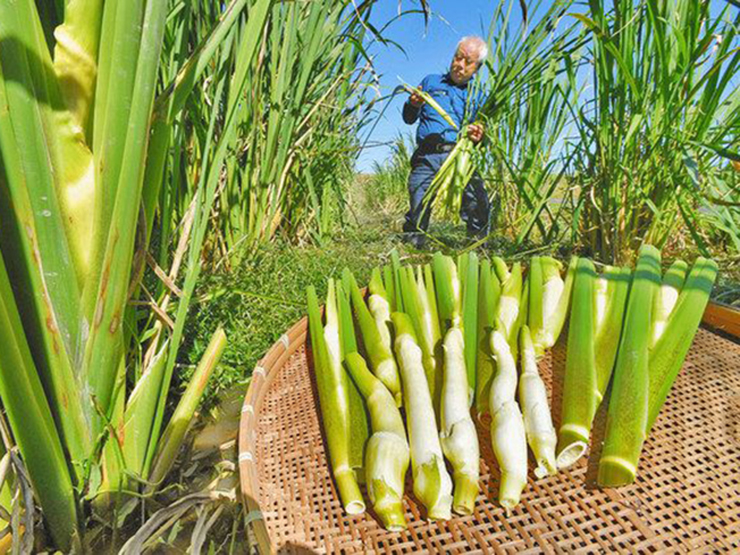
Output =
[{"x1": 450, "y1": 43, "x2": 480, "y2": 85}]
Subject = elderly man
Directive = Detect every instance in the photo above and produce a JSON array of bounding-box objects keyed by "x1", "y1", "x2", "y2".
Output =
[{"x1": 402, "y1": 36, "x2": 490, "y2": 249}]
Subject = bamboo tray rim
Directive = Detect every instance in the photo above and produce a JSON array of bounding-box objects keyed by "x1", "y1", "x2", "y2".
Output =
[{"x1": 238, "y1": 301, "x2": 740, "y2": 554}]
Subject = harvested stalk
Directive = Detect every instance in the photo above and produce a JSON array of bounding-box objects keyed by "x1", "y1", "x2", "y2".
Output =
[
  {"x1": 306, "y1": 286, "x2": 364, "y2": 514},
  {"x1": 489, "y1": 331, "x2": 527, "y2": 509},
  {"x1": 519, "y1": 326, "x2": 556, "y2": 478},
  {"x1": 439, "y1": 327, "x2": 479, "y2": 515},
  {"x1": 398, "y1": 266, "x2": 442, "y2": 418},
  {"x1": 383, "y1": 266, "x2": 397, "y2": 313},
  {"x1": 460, "y1": 252, "x2": 479, "y2": 400},
  {"x1": 391, "y1": 313, "x2": 452, "y2": 520},
  {"x1": 336, "y1": 281, "x2": 370, "y2": 478},
  {"x1": 475, "y1": 260, "x2": 501, "y2": 417},
  {"x1": 398, "y1": 82, "x2": 459, "y2": 130},
  {"x1": 493, "y1": 258, "x2": 523, "y2": 357},
  {"x1": 345, "y1": 270, "x2": 402, "y2": 405},
  {"x1": 433, "y1": 253, "x2": 462, "y2": 330},
  {"x1": 421, "y1": 137, "x2": 477, "y2": 221},
  {"x1": 556, "y1": 261, "x2": 630, "y2": 469},
  {"x1": 649, "y1": 260, "x2": 688, "y2": 349},
  {"x1": 345, "y1": 353, "x2": 409, "y2": 531},
  {"x1": 390, "y1": 249, "x2": 405, "y2": 313},
  {"x1": 529, "y1": 256, "x2": 577, "y2": 355},
  {"x1": 646, "y1": 258, "x2": 717, "y2": 431},
  {"x1": 598, "y1": 246, "x2": 661, "y2": 487},
  {"x1": 367, "y1": 269, "x2": 394, "y2": 368},
  {"x1": 597, "y1": 255, "x2": 717, "y2": 487}
]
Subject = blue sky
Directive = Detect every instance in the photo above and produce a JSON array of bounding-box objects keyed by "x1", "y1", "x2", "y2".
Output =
[{"x1": 357, "y1": 0, "x2": 507, "y2": 172}]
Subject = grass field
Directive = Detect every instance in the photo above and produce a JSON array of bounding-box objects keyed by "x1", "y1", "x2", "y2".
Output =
[{"x1": 185, "y1": 168, "x2": 740, "y2": 411}]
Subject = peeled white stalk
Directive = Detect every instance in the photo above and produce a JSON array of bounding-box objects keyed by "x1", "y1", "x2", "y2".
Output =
[
  {"x1": 439, "y1": 327, "x2": 479, "y2": 515},
  {"x1": 345, "y1": 353, "x2": 410, "y2": 531},
  {"x1": 541, "y1": 275, "x2": 565, "y2": 322},
  {"x1": 433, "y1": 253, "x2": 462, "y2": 329},
  {"x1": 489, "y1": 331, "x2": 527, "y2": 509},
  {"x1": 519, "y1": 326, "x2": 556, "y2": 478},
  {"x1": 392, "y1": 313, "x2": 452, "y2": 521}
]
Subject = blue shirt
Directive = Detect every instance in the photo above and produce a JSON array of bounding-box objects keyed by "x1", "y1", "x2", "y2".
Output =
[{"x1": 403, "y1": 73, "x2": 484, "y2": 145}]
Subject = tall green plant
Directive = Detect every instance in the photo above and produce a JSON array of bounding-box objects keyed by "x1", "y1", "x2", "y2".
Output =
[
  {"x1": 569, "y1": 0, "x2": 740, "y2": 262},
  {"x1": 369, "y1": 134, "x2": 414, "y2": 211},
  {"x1": 218, "y1": 0, "x2": 379, "y2": 253},
  {"x1": 0, "y1": 0, "x2": 269, "y2": 548},
  {"x1": 479, "y1": 0, "x2": 587, "y2": 246}
]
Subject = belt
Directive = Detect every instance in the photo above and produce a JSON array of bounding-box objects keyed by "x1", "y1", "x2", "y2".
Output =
[
  {"x1": 432, "y1": 143, "x2": 455, "y2": 153},
  {"x1": 418, "y1": 141, "x2": 456, "y2": 155}
]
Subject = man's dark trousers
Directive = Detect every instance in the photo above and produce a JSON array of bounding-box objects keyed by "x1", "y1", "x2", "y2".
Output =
[{"x1": 402, "y1": 148, "x2": 490, "y2": 238}]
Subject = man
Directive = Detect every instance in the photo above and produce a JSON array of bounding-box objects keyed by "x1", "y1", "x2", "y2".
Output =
[{"x1": 402, "y1": 36, "x2": 490, "y2": 249}]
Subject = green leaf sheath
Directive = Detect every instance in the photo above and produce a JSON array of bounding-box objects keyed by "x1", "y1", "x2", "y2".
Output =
[
  {"x1": 0, "y1": 0, "x2": 92, "y2": 471},
  {"x1": 345, "y1": 270, "x2": 402, "y2": 405},
  {"x1": 593, "y1": 266, "x2": 631, "y2": 399},
  {"x1": 306, "y1": 286, "x2": 364, "y2": 514},
  {"x1": 390, "y1": 249, "x2": 405, "y2": 313},
  {"x1": 148, "y1": 328, "x2": 227, "y2": 490},
  {"x1": 83, "y1": 0, "x2": 170, "y2": 437},
  {"x1": 0, "y1": 252, "x2": 78, "y2": 551},
  {"x1": 475, "y1": 260, "x2": 500, "y2": 417},
  {"x1": 461, "y1": 252, "x2": 479, "y2": 400},
  {"x1": 337, "y1": 281, "x2": 370, "y2": 478},
  {"x1": 557, "y1": 258, "x2": 598, "y2": 468},
  {"x1": 433, "y1": 253, "x2": 461, "y2": 330},
  {"x1": 598, "y1": 245, "x2": 662, "y2": 487},
  {"x1": 123, "y1": 343, "x2": 169, "y2": 479},
  {"x1": 528, "y1": 256, "x2": 545, "y2": 347},
  {"x1": 647, "y1": 258, "x2": 717, "y2": 432},
  {"x1": 383, "y1": 266, "x2": 396, "y2": 313},
  {"x1": 649, "y1": 259, "x2": 688, "y2": 349}
]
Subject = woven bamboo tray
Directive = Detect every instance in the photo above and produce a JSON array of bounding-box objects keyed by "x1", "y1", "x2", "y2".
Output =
[{"x1": 239, "y1": 302, "x2": 740, "y2": 554}]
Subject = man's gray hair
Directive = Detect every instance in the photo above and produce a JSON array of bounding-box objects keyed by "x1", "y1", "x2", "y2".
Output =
[{"x1": 458, "y1": 36, "x2": 489, "y2": 64}]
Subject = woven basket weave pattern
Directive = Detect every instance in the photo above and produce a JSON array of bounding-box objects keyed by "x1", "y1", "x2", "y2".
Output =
[{"x1": 240, "y1": 323, "x2": 740, "y2": 553}]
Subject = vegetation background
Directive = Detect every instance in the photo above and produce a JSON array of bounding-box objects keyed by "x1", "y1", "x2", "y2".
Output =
[{"x1": 0, "y1": 0, "x2": 738, "y2": 552}]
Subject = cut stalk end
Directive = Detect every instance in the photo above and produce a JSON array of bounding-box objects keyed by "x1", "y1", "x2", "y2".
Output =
[
  {"x1": 597, "y1": 456, "x2": 636, "y2": 487},
  {"x1": 556, "y1": 436, "x2": 588, "y2": 469},
  {"x1": 413, "y1": 457, "x2": 453, "y2": 521},
  {"x1": 335, "y1": 470, "x2": 366, "y2": 515},
  {"x1": 534, "y1": 454, "x2": 557, "y2": 479},
  {"x1": 370, "y1": 479, "x2": 407, "y2": 531},
  {"x1": 498, "y1": 472, "x2": 526, "y2": 509},
  {"x1": 452, "y1": 474, "x2": 479, "y2": 515}
]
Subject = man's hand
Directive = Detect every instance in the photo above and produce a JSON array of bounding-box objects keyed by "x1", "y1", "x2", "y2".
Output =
[
  {"x1": 409, "y1": 87, "x2": 425, "y2": 108},
  {"x1": 467, "y1": 123, "x2": 485, "y2": 144}
]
